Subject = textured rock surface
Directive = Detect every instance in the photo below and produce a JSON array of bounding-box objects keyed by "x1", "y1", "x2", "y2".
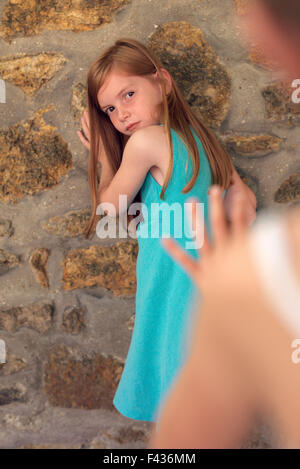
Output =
[
  {"x1": 262, "y1": 82, "x2": 300, "y2": 128},
  {"x1": 274, "y1": 174, "x2": 300, "y2": 204},
  {"x1": 0, "y1": 53, "x2": 67, "y2": 95},
  {"x1": 29, "y1": 248, "x2": 50, "y2": 288},
  {"x1": 61, "y1": 306, "x2": 86, "y2": 334},
  {"x1": 0, "y1": 248, "x2": 20, "y2": 275},
  {"x1": 41, "y1": 208, "x2": 93, "y2": 237},
  {"x1": 0, "y1": 0, "x2": 129, "y2": 43},
  {"x1": 225, "y1": 135, "x2": 282, "y2": 158},
  {"x1": 0, "y1": 108, "x2": 73, "y2": 203},
  {"x1": 0, "y1": 303, "x2": 54, "y2": 333},
  {"x1": 148, "y1": 21, "x2": 231, "y2": 128},
  {"x1": 0, "y1": 355, "x2": 27, "y2": 376},
  {"x1": 0, "y1": 218, "x2": 13, "y2": 237},
  {"x1": 62, "y1": 241, "x2": 138, "y2": 295},
  {"x1": 43, "y1": 344, "x2": 123, "y2": 410},
  {"x1": 0, "y1": 383, "x2": 27, "y2": 406}
]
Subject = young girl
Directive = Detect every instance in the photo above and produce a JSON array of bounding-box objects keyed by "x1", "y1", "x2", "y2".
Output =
[{"x1": 77, "y1": 38, "x2": 257, "y2": 423}]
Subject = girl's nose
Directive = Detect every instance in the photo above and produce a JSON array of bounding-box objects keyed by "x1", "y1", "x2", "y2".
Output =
[{"x1": 119, "y1": 108, "x2": 130, "y2": 121}]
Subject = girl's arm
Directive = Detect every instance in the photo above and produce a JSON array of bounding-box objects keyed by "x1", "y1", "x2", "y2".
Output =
[
  {"x1": 223, "y1": 164, "x2": 257, "y2": 226},
  {"x1": 98, "y1": 126, "x2": 161, "y2": 216}
]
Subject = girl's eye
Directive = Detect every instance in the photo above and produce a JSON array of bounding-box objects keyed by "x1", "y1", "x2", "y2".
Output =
[{"x1": 105, "y1": 91, "x2": 134, "y2": 115}]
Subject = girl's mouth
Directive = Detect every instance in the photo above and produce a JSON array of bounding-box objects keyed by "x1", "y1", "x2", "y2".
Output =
[{"x1": 127, "y1": 122, "x2": 140, "y2": 131}]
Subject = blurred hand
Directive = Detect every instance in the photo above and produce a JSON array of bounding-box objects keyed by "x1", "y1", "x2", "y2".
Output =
[
  {"x1": 161, "y1": 185, "x2": 249, "y2": 293},
  {"x1": 77, "y1": 110, "x2": 90, "y2": 151},
  {"x1": 223, "y1": 168, "x2": 257, "y2": 227}
]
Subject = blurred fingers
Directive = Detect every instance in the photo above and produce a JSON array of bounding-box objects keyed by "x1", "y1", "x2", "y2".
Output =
[
  {"x1": 231, "y1": 194, "x2": 248, "y2": 237},
  {"x1": 161, "y1": 237, "x2": 200, "y2": 281},
  {"x1": 209, "y1": 185, "x2": 229, "y2": 246}
]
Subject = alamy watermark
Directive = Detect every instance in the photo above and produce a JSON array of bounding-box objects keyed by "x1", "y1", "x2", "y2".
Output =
[
  {"x1": 0, "y1": 79, "x2": 6, "y2": 104},
  {"x1": 96, "y1": 195, "x2": 205, "y2": 250},
  {"x1": 0, "y1": 339, "x2": 6, "y2": 364},
  {"x1": 291, "y1": 79, "x2": 300, "y2": 104},
  {"x1": 291, "y1": 339, "x2": 300, "y2": 364}
]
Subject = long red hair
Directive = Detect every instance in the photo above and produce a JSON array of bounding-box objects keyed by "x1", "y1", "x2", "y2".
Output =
[{"x1": 84, "y1": 38, "x2": 232, "y2": 239}]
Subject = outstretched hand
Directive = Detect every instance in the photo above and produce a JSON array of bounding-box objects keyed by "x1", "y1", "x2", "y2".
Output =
[
  {"x1": 223, "y1": 167, "x2": 257, "y2": 227},
  {"x1": 161, "y1": 185, "x2": 249, "y2": 293},
  {"x1": 76, "y1": 110, "x2": 90, "y2": 151}
]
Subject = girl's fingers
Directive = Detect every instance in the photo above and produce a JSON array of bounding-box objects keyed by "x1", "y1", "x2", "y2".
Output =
[
  {"x1": 76, "y1": 130, "x2": 90, "y2": 150},
  {"x1": 161, "y1": 237, "x2": 200, "y2": 282},
  {"x1": 209, "y1": 185, "x2": 229, "y2": 247},
  {"x1": 81, "y1": 111, "x2": 91, "y2": 142},
  {"x1": 231, "y1": 194, "x2": 248, "y2": 238}
]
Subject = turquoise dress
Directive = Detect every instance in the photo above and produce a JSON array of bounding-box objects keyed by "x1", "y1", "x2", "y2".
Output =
[{"x1": 113, "y1": 125, "x2": 213, "y2": 422}]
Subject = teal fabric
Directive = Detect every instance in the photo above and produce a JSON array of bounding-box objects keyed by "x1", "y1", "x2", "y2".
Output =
[{"x1": 113, "y1": 125, "x2": 214, "y2": 422}]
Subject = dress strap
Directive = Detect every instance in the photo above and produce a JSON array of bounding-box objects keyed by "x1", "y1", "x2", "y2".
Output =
[{"x1": 248, "y1": 211, "x2": 300, "y2": 336}]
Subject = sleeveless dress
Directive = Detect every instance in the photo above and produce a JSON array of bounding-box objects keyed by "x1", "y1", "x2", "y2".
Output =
[{"x1": 113, "y1": 125, "x2": 213, "y2": 422}]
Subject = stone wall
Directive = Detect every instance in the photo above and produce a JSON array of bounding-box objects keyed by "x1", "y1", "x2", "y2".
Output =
[{"x1": 0, "y1": 0, "x2": 298, "y2": 449}]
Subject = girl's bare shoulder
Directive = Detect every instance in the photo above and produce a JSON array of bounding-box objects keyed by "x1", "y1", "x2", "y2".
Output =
[
  {"x1": 126, "y1": 125, "x2": 171, "y2": 179},
  {"x1": 127, "y1": 124, "x2": 170, "y2": 156}
]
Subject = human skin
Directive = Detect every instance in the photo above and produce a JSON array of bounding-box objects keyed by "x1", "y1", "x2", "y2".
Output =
[
  {"x1": 149, "y1": 190, "x2": 300, "y2": 448},
  {"x1": 239, "y1": 0, "x2": 300, "y2": 81},
  {"x1": 97, "y1": 67, "x2": 172, "y2": 138},
  {"x1": 149, "y1": 0, "x2": 300, "y2": 449},
  {"x1": 77, "y1": 70, "x2": 256, "y2": 224}
]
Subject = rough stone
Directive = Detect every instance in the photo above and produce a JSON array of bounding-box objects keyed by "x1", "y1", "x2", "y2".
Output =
[
  {"x1": 262, "y1": 82, "x2": 300, "y2": 127},
  {"x1": 225, "y1": 135, "x2": 282, "y2": 157},
  {"x1": 0, "y1": 219, "x2": 14, "y2": 238},
  {"x1": 274, "y1": 174, "x2": 300, "y2": 204},
  {"x1": 0, "y1": 383, "x2": 27, "y2": 406},
  {"x1": 43, "y1": 344, "x2": 123, "y2": 409},
  {"x1": 147, "y1": 21, "x2": 231, "y2": 128},
  {"x1": 62, "y1": 241, "x2": 138, "y2": 296},
  {"x1": 29, "y1": 248, "x2": 50, "y2": 288},
  {"x1": 0, "y1": 249, "x2": 20, "y2": 275},
  {"x1": 0, "y1": 107, "x2": 73, "y2": 203},
  {"x1": 0, "y1": 0, "x2": 130, "y2": 43},
  {"x1": 112, "y1": 425, "x2": 148, "y2": 444},
  {"x1": 41, "y1": 208, "x2": 93, "y2": 238},
  {"x1": 61, "y1": 306, "x2": 86, "y2": 334},
  {"x1": 0, "y1": 53, "x2": 67, "y2": 95},
  {"x1": 0, "y1": 303, "x2": 54, "y2": 334},
  {"x1": 0, "y1": 355, "x2": 27, "y2": 376},
  {"x1": 72, "y1": 82, "x2": 87, "y2": 126}
]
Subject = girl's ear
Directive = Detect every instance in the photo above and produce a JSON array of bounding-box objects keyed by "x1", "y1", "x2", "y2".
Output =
[{"x1": 155, "y1": 68, "x2": 172, "y2": 96}]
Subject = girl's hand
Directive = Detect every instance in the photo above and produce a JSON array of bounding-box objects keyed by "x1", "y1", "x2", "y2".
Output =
[
  {"x1": 76, "y1": 110, "x2": 90, "y2": 151},
  {"x1": 161, "y1": 185, "x2": 249, "y2": 292},
  {"x1": 223, "y1": 168, "x2": 257, "y2": 227}
]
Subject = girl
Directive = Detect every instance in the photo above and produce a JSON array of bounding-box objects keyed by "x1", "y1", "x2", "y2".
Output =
[
  {"x1": 150, "y1": 0, "x2": 300, "y2": 448},
  {"x1": 77, "y1": 38, "x2": 256, "y2": 423}
]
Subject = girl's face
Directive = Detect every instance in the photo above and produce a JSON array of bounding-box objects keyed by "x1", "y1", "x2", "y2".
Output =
[{"x1": 97, "y1": 68, "x2": 171, "y2": 136}]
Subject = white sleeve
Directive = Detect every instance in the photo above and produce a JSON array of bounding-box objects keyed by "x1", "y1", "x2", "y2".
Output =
[{"x1": 248, "y1": 210, "x2": 300, "y2": 337}]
